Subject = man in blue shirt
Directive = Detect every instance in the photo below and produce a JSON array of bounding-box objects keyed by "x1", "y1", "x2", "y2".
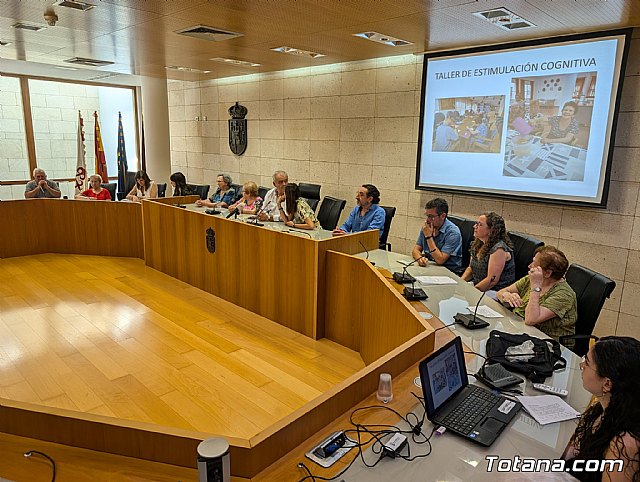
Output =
[
  {"x1": 412, "y1": 198, "x2": 462, "y2": 273},
  {"x1": 332, "y1": 184, "x2": 386, "y2": 240}
]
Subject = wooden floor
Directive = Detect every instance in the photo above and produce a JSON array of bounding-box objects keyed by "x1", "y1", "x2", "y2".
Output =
[{"x1": 0, "y1": 254, "x2": 365, "y2": 440}]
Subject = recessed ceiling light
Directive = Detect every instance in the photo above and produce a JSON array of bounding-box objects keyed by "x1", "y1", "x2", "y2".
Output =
[
  {"x1": 353, "y1": 31, "x2": 413, "y2": 47},
  {"x1": 55, "y1": 0, "x2": 95, "y2": 11},
  {"x1": 0, "y1": 40, "x2": 12, "y2": 47},
  {"x1": 210, "y1": 57, "x2": 261, "y2": 67},
  {"x1": 12, "y1": 23, "x2": 46, "y2": 32},
  {"x1": 165, "y1": 65, "x2": 211, "y2": 74},
  {"x1": 271, "y1": 46, "x2": 325, "y2": 59},
  {"x1": 473, "y1": 8, "x2": 535, "y2": 30},
  {"x1": 55, "y1": 66, "x2": 79, "y2": 71}
]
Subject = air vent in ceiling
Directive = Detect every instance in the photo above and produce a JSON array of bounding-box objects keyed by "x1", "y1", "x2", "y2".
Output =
[
  {"x1": 353, "y1": 31, "x2": 413, "y2": 47},
  {"x1": 166, "y1": 65, "x2": 211, "y2": 74},
  {"x1": 0, "y1": 40, "x2": 12, "y2": 46},
  {"x1": 473, "y1": 8, "x2": 535, "y2": 30},
  {"x1": 12, "y1": 23, "x2": 46, "y2": 32},
  {"x1": 175, "y1": 25, "x2": 243, "y2": 42},
  {"x1": 64, "y1": 57, "x2": 114, "y2": 67},
  {"x1": 210, "y1": 57, "x2": 261, "y2": 67},
  {"x1": 271, "y1": 46, "x2": 325, "y2": 59},
  {"x1": 56, "y1": 0, "x2": 95, "y2": 11}
]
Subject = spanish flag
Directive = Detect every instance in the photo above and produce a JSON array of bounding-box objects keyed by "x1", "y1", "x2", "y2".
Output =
[{"x1": 94, "y1": 111, "x2": 108, "y2": 183}]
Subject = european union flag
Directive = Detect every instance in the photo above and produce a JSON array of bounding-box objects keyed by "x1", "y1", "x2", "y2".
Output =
[{"x1": 117, "y1": 112, "x2": 128, "y2": 199}]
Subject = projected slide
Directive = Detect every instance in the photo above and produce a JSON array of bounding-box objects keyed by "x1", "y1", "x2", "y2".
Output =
[{"x1": 416, "y1": 31, "x2": 629, "y2": 206}]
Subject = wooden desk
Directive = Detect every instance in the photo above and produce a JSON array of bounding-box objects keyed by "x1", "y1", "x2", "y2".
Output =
[{"x1": 0, "y1": 199, "x2": 143, "y2": 259}]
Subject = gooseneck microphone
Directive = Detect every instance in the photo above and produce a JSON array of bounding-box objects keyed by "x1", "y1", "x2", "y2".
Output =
[
  {"x1": 453, "y1": 275, "x2": 495, "y2": 329},
  {"x1": 247, "y1": 199, "x2": 264, "y2": 226},
  {"x1": 359, "y1": 241, "x2": 375, "y2": 266},
  {"x1": 392, "y1": 257, "x2": 422, "y2": 284}
]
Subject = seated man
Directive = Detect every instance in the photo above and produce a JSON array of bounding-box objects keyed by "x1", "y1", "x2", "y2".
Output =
[
  {"x1": 411, "y1": 198, "x2": 462, "y2": 273},
  {"x1": 332, "y1": 184, "x2": 385, "y2": 240},
  {"x1": 497, "y1": 246, "x2": 577, "y2": 343},
  {"x1": 25, "y1": 168, "x2": 61, "y2": 199},
  {"x1": 433, "y1": 113, "x2": 458, "y2": 151},
  {"x1": 258, "y1": 170, "x2": 288, "y2": 222}
]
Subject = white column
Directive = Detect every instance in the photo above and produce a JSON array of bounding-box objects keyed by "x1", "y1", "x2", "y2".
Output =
[{"x1": 140, "y1": 76, "x2": 171, "y2": 185}]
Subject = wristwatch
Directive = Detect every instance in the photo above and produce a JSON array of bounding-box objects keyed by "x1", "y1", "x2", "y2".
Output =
[{"x1": 532, "y1": 286, "x2": 542, "y2": 292}]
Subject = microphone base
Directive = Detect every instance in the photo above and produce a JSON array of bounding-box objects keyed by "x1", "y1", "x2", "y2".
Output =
[
  {"x1": 403, "y1": 287, "x2": 428, "y2": 300},
  {"x1": 393, "y1": 272, "x2": 415, "y2": 284},
  {"x1": 205, "y1": 209, "x2": 221, "y2": 215},
  {"x1": 454, "y1": 313, "x2": 490, "y2": 330},
  {"x1": 246, "y1": 220, "x2": 264, "y2": 227}
]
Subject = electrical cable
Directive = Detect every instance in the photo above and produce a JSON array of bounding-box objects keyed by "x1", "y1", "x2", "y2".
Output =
[{"x1": 24, "y1": 450, "x2": 56, "y2": 482}]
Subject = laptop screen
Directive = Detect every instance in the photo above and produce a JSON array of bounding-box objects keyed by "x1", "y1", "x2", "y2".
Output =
[{"x1": 419, "y1": 337, "x2": 469, "y2": 417}]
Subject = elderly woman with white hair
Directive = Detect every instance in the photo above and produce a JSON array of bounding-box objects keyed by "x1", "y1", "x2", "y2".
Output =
[
  {"x1": 24, "y1": 168, "x2": 61, "y2": 199},
  {"x1": 75, "y1": 174, "x2": 112, "y2": 200}
]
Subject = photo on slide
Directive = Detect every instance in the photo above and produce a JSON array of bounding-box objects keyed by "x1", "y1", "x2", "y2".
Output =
[
  {"x1": 432, "y1": 95, "x2": 505, "y2": 153},
  {"x1": 503, "y1": 72, "x2": 595, "y2": 181},
  {"x1": 433, "y1": 367, "x2": 447, "y2": 394}
]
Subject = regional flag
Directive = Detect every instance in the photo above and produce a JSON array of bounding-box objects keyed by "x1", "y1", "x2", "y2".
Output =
[
  {"x1": 94, "y1": 111, "x2": 108, "y2": 182},
  {"x1": 117, "y1": 112, "x2": 128, "y2": 199},
  {"x1": 75, "y1": 111, "x2": 87, "y2": 195}
]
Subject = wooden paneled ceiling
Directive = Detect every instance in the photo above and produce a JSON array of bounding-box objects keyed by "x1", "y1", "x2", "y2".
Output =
[{"x1": 0, "y1": 0, "x2": 639, "y2": 81}]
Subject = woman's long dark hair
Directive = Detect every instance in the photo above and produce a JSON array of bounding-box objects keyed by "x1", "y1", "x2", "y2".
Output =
[
  {"x1": 572, "y1": 336, "x2": 640, "y2": 482},
  {"x1": 285, "y1": 183, "x2": 301, "y2": 219},
  {"x1": 470, "y1": 211, "x2": 512, "y2": 260},
  {"x1": 170, "y1": 171, "x2": 189, "y2": 196},
  {"x1": 135, "y1": 170, "x2": 152, "y2": 192}
]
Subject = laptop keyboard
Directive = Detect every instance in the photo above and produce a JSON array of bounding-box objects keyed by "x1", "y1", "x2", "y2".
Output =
[{"x1": 440, "y1": 386, "x2": 501, "y2": 435}]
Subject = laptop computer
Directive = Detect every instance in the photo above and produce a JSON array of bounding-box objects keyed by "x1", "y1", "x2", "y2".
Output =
[{"x1": 419, "y1": 336, "x2": 521, "y2": 447}]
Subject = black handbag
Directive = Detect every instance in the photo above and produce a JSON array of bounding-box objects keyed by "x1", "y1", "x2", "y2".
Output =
[{"x1": 485, "y1": 330, "x2": 567, "y2": 383}]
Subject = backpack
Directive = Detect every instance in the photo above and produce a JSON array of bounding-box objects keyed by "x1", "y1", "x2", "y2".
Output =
[{"x1": 485, "y1": 330, "x2": 567, "y2": 383}]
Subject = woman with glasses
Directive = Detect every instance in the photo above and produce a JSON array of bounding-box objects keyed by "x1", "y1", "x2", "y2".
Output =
[
  {"x1": 196, "y1": 173, "x2": 235, "y2": 209},
  {"x1": 563, "y1": 336, "x2": 640, "y2": 481},
  {"x1": 75, "y1": 174, "x2": 112, "y2": 200},
  {"x1": 461, "y1": 212, "x2": 515, "y2": 292},
  {"x1": 497, "y1": 245, "x2": 577, "y2": 343},
  {"x1": 228, "y1": 181, "x2": 262, "y2": 215}
]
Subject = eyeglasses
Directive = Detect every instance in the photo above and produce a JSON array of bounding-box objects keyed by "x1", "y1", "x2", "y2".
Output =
[
  {"x1": 579, "y1": 355, "x2": 595, "y2": 371},
  {"x1": 426, "y1": 213, "x2": 442, "y2": 220},
  {"x1": 355, "y1": 192, "x2": 369, "y2": 198}
]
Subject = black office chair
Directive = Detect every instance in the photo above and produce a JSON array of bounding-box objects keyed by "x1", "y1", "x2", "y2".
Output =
[
  {"x1": 258, "y1": 185, "x2": 269, "y2": 201},
  {"x1": 509, "y1": 231, "x2": 544, "y2": 281},
  {"x1": 156, "y1": 183, "x2": 167, "y2": 198},
  {"x1": 299, "y1": 183, "x2": 321, "y2": 212},
  {"x1": 448, "y1": 214, "x2": 475, "y2": 274},
  {"x1": 118, "y1": 171, "x2": 137, "y2": 200},
  {"x1": 188, "y1": 184, "x2": 210, "y2": 200},
  {"x1": 379, "y1": 206, "x2": 396, "y2": 251},
  {"x1": 317, "y1": 196, "x2": 346, "y2": 231},
  {"x1": 100, "y1": 182, "x2": 117, "y2": 201},
  {"x1": 560, "y1": 264, "x2": 616, "y2": 356}
]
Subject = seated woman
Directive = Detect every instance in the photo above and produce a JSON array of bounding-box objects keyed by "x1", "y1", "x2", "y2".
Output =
[
  {"x1": 541, "y1": 101, "x2": 580, "y2": 145},
  {"x1": 75, "y1": 174, "x2": 111, "y2": 200},
  {"x1": 126, "y1": 170, "x2": 157, "y2": 201},
  {"x1": 461, "y1": 212, "x2": 515, "y2": 292},
  {"x1": 196, "y1": 173, "x2": 235, "y2": 208},
  {"x1": 170, "y1": 172, "x2": 193, "y2": 196},
  {"x1": 563, "y1": 336, "x2": 640, "y2": 482},
  {"x1": 496, "y1": 246, "x2": 577, "y2": 342},
  {"x1": 228, "y1": 181, "x2": 262, "y2": 215},
  {"x1": 279, "y1": 183, "x2": 320, "y2": 230}
]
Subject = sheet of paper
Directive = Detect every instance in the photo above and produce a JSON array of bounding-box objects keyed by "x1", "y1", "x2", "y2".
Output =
[
  {"x1": 414, "y1": 275, "x2": 457, "y2": 285},
  {"x1": 467, "y1": 305, "x2": 503, "y2": 318},
  {"x1": 516, "y1": 395, "x2": 580, "y2": 425}
]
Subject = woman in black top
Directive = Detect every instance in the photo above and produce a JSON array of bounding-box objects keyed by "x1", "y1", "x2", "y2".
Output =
[
  {"x1": 564, "y1": 336, "x2": 640, "y2": 482},
  {"x1": 461, "y1": 211, "x2": 515, "y2": 292},
  {"x1": 170, "y1": 172, "x2": 193, "y2": 196}
]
